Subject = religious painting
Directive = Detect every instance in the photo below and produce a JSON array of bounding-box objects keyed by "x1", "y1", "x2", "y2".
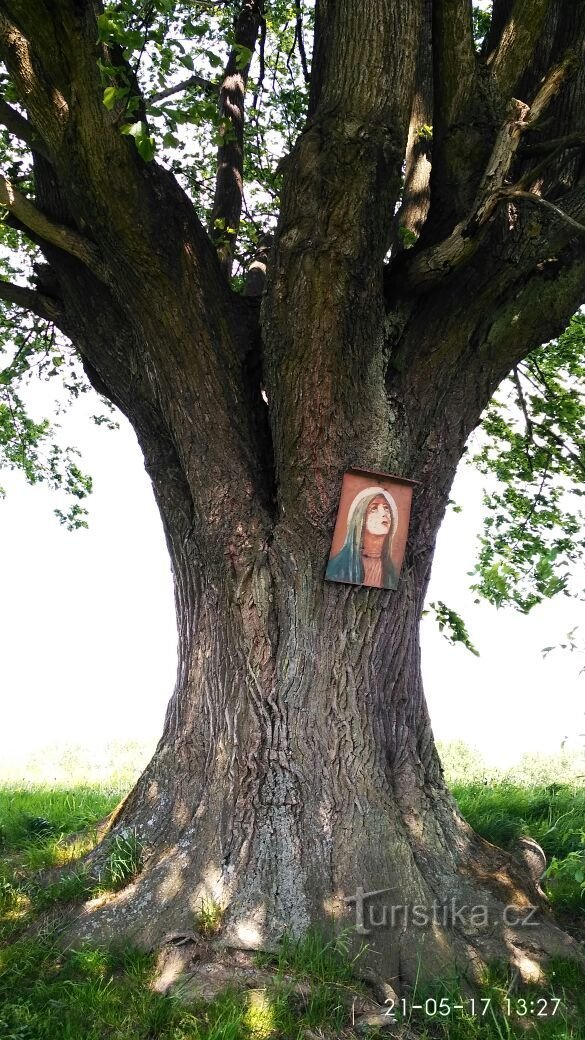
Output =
[{"x1": 325, "y1": 469, "x2": 417, "y2": 590}]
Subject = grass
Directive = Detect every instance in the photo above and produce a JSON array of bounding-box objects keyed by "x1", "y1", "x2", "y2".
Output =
[
  {"x1": 0, "y1": 785, "x2": 120, "y2": 848},
  {"x1": 0, "y1": 775, "x2": 584, "y2": 1038},
  {"x1": 452, "y1": 782, "x2": 585, "y2": 913},
  {"x1": 256, "y1": 926, "x2": 365, "y2": 985},
  {"x1": 0, "y1": 785, "x2": 131, "y2": 945},
  {"x1": 392, "y1": 958, "x2": 585, "y2": 1039},
  {"x1": 99, "y1": 829, "x2": 145, "y2": 891},
  {"x1": 195, "y1": 897, "x2": 226, "y2": 937}
]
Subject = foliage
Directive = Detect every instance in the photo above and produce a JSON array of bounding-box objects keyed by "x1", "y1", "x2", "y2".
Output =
[
  {"x1": 424, "y1": 600, "x2": 480, "y2": 655},
  {"x1": 437, "y1": 740, "x2": 585, "y2": 787},
  {"x1": 470, "y1": 314, "x2": 585, "y2": 613},
  {"x1": 90, "y1": 0, "x2": 311, "y2": 271},
  {"x1": 0, "y1": 313, "x2": 94, "y2": 527},
  {"x1": 473, "y1": 4, "x2": 492, "y2": 46},
  {"x1": 0, "y1": 0, "x2": 311, "y2": 525}
]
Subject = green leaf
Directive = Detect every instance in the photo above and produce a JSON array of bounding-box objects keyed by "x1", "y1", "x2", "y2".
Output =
[
  {"x1": 428, "y1": 601, "x2": 480, "y2": 656},
  {"x1": 234, "y1": 44, "x2": 253, "y2": 70},
  {"x1": 120, "y1": 121, "x2": 156, "y2": 162},
  {"x1": 163, "y1": 132, "x2": 180, "y2": 149},
  {"x1": 470, "y1": 312, "x2": 585, "y2": 612},
  {"x1": 120, "y1": 120, "x2": 142, "y2": 137},
  {"x1": 136, "y1": 131, "x2": 156, "y2": 162},
  {"x1": 96, "y1": 13, "x2": 123, "y2": 44},
  {"x1": 206, "y1": 50, "x2": 223, "y2": 69},
  {"x1": 103, "y1": 86, "x2": 119, "y2": 111}
]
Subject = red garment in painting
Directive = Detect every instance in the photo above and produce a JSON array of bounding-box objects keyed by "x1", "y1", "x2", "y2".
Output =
[{"x1": 361, "y1": 530, "x2": 386, "y2": 588}]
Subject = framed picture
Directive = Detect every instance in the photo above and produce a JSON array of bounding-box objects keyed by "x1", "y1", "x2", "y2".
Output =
[{"x1": 325, "y1": 468, "x2": 417, "y2": 590}]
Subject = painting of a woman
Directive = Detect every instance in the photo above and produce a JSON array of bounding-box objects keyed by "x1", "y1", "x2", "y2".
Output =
[{"x1": 325, "y1": 486, "x2": 399, "y2": 590}]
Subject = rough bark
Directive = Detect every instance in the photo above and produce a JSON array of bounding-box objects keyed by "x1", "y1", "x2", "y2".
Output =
[
  {"x1": 1, "y1": 0, "x2": 585, "y2": 991},
  {"x1": 208, "y1": 0, "x2": 264, "y2": 278}
]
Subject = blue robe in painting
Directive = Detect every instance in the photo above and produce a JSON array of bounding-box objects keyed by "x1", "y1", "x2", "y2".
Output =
[{"x1": 325, "y1": 542, "x2": 399, "y2": 590}]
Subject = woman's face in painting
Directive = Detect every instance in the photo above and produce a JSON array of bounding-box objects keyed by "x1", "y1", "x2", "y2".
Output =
[{"x1": 365, "y1": 495, "x2": 392, "y2": 536}]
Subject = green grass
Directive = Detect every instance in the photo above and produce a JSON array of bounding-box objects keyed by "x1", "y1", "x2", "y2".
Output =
[
  {"x1": 256, "y1": 926, "x2": 365, "y2": 984},
  {"x1": 99, "y1": 829, "x2": 145, "y2": 891},
  {"x1": 392, "y1": 958, "x2": 585, "y2": 1039},
  {"x1": 0, "y1": 785, "x2": 128, "y2": 945},
  {"x1": 452, "y1": 782, "x2": 585, "y2": 912},
  {"x1": 0, "y1": 785, "x2": 120, "y2": 851},
  {"x1": 1, "y1": 780, "x2": 584, "y2": 1038}
]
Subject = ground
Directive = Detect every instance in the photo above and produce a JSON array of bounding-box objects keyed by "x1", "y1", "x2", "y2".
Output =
[{"x1": 0, "y1": 746, "x2": 584, "y2": 1039}]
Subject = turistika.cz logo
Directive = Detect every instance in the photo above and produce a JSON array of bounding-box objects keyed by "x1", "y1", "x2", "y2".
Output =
[{"x1": 343, "y1": 886, "x2": 538, "y2": 935}]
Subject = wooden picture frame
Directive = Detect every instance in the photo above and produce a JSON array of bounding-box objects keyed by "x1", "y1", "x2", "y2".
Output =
[{"x1": 325, "y1": 468, "x2": 418, "y2": 590}]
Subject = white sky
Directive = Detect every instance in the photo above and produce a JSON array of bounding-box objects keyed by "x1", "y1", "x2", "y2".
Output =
[{"x1": 0, "y1": 389, "x2": 583, "y2": 769}]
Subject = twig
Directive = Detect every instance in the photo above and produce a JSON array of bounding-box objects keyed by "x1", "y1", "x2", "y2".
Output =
[
  {"x1": 150, "y1": 74, "x2": 218, "y2": 103},
  {"x1": 294, "y1": 0, "x2": 310, "y2": 85},
  {"x1": 502, "y1": 188, "x2": 585, "y2": 235},
  {"x1": 512, "y1": 365, "x2": 534, "y2": 446},
  {"x1": 253, "y1": 15, "x2": 266, "y2": 110},
  {"x1": 0, "y1": 277, "x2": 62, "y2": 321},
  {"x1": 516, "y1": 453, "x2": 552, "y2": 538}
]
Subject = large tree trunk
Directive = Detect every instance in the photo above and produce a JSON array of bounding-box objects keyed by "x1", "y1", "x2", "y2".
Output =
[
  {"x1": 70, "y1": 458, "x2": 578, "y2": 986},
  {"x1": 1, "y1": 0, "x2": 584, "y2": 991},
  {"x1": 62, "y1": 231, "x2": 579, "y2": 982}
]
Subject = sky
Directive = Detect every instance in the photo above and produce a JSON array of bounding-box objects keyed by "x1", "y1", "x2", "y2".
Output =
[{"x1": 0, "y1": 385, "x2": 583, "y2": 770}]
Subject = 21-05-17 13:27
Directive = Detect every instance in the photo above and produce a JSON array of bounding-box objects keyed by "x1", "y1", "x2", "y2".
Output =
[{"x1": 383, "y1": 997, "x2": 562, "y2": 1019}]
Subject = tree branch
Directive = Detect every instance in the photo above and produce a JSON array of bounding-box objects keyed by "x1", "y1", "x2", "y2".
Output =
[
  {"x1": 487, "y1": 0, "x2": 552, "y2": 98},
  {"x1": 528, "y1": 50, "x2": 577, "y2": 124},
  {"x1": 0, "y1": 277, "x2": 61, "y2": 321},
  {"x1": 0, "y1": 98, "x2": 51, "y2": 158},
  {"x1": 399, "y1": 58, "x2": 577, "y2": 291},
  {"x1": 433, "y1": 0, "x2": 477, "y2": 129},
  {"x1": 523, "y1": 131, "x2": 585, "y2": 156},
  {"x1": 518, "y1": 368, "x2": 585, "y2": 477},
  {"x1": 0, "y1": 13, "x2": 68, "y2": 151},
  {"x1": 512, "y1": 365, "x2": 534, "y2": 442},
  {"x1": 425, "y1": 0, "x2": 486, "y2": 236},
  {"x1": 293, "y1": 0, "x2": 310, "y2": 86},
  {"x1": 150, "y1": 74, "x2": 218, "y2": 103},
  {"x1": 481, "y1": 0, "x2": 513, "y2": 63},
  {"x1": 252, "y1": 15, "x2": 266, "y2": 110},
  {"x1": 0, "y1": 174, "x2": 101, "y2": 270},
  {"x1": 0, "y1": 0, "x2": 275, "y2": 541},
  {"x1": 209, "y1": 0, "x2": 264, "y2": 280},
  {"x1": 400, "y1": 98, "x2": 529, "y2": 288},
  {"x1": 501, "y1": 188, "x2": 585, "y2": 235},
  {"x1": 391, "y1": 0, "x2": 432, "y2": 252}
]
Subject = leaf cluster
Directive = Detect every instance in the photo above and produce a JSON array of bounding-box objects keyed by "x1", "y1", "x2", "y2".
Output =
[
  {"x1": 0, "y1": 311, "x2": 94, "y2": 529},
  {"x1": 93, "y1": 0, "x2": 311, "y2": 273},
  {"x1": 470, "y1": 313, "x2": 585, "y2": 612}
]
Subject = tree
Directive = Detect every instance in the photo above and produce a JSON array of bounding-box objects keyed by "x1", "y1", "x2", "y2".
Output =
[{"x1": 0, "y1": 0, "x2": 584, "y2": 987}]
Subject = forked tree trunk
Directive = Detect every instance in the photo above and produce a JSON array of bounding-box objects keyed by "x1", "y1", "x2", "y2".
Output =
[
  {"x1": 1, "y1": 0, "x2": 584, "y2": 992},
  {"x1": 68, "y1": 318, "x2": 578, "y2": 988}
]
